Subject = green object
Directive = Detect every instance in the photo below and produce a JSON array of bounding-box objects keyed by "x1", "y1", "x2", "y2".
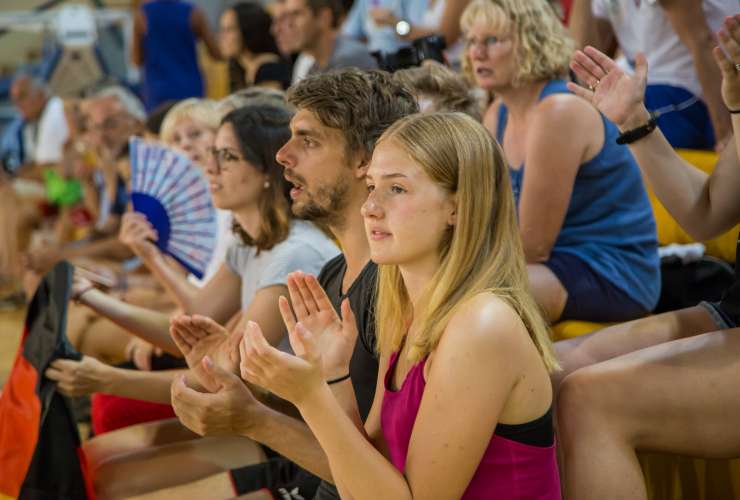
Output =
[{"x1": 43, "y1": 169, "x2": 83, "y2": 207}]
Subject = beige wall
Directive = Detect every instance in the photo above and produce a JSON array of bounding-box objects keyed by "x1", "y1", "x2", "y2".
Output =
[{"x1": 0, "y1": 0, "x2": 134, "y2": 76}]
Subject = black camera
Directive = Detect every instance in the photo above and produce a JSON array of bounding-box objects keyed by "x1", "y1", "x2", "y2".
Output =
[{"x1": 372, "y1": 34, "x2": 447, "y2": 73}]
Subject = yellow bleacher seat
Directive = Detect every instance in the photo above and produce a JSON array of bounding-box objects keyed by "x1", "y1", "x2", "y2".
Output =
[
  {"x1": 551, "y1": 148, "x2": 738, "y2": 342},
  {"x1": 551, "y1": 320, "x2": 616, "y2": 340},
  {"x1": 651, "y1": 149, "x2": 738, "y2": 264}
]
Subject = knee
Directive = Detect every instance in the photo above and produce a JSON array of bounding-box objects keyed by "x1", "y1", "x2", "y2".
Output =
[{"x1": 556, "y1": 368, "x2": 611, "y2": 442}]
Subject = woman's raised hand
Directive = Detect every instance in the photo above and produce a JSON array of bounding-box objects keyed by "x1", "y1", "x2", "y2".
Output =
[
  {"x1": 119, "y1": 212, "x2": 159, "y2": 258},
  {"x1": 715, "y1": 15, "x2": 740, "y2": 112},
  {"x1": 567, "y1": 46, "x2": 650, "y2": 130}
]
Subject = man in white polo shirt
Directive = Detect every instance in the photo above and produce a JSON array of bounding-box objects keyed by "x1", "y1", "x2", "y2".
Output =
[{"x1": 8, "y1": 75, "x2": 69, "y2": 170}]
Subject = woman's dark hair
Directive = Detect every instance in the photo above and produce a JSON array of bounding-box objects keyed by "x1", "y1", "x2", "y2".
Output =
[
  {"x1": 220, "y1": 103, "x2": 293, "y2": 252},
  {"x1": 228, "y1": 2, "x2": 281, "y2": 91}
]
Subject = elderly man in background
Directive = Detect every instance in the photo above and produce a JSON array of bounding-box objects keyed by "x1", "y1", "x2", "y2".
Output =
[
  {"x1": 1, "y1": 75, "x2": 69, "y2": 175},
  {"x1": 23, "y1": 86, "x2": 145, "y2": 278},
  {"x1": 0, "y1": 75, "x2": 70, "y2": 306}
]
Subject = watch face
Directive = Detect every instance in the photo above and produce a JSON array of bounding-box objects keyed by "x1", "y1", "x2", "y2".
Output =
[{"x1": 396, "y1": 20, "x2": 411, "y2": 36}]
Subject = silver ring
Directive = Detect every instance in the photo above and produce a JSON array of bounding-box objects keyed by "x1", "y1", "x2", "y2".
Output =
[{"x1": 735, "y1": 63, "x2": 740, "y2": 71}]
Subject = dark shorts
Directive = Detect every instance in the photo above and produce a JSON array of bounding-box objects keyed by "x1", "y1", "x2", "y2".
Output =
[
  {"x1": 229, "y1": 448, "x2": 321, "y2": 499},
  {"x1": 544, "y1": 251, "x2": 649, "y2": 323},
  {"x1": 312, "y1": 480, "x2": 340, "y2": 499},
  {"x1": 700, "y1": 280, "x2": 740, "y2": 330},
  {"x1": 644, "y1": 84, "x2": 715, "y2": 150}
]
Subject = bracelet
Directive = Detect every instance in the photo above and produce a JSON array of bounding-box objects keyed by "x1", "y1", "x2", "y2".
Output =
[
  {"x1": 616, "y1": 113, "x2": 658, "y2": 145},
  {"x1": 73, "y1": 285, "x2": 95, "y2": 304},
  {"x1": 327, "y1": 373, "x2": 351, "y2": 385}
]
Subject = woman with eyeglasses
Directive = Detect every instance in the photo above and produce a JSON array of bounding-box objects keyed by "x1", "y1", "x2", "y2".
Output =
[
  {"x1": 46, "y1": 103, "x2": 339, "y2": 440},
  {"x1": 461, "y1": 0, "x2": 660, "y2": 324}
]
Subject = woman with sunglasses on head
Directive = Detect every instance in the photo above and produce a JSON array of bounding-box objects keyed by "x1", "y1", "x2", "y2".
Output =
[
  {"x1": 461, "y1": 0, "x2": 660, "y2": 325},
  {"x1": 236, "y1": 112, "x2": 561, "y2": 499}
]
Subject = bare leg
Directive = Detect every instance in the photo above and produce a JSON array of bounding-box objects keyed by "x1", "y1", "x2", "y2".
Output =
[
  {"x1": 558, "y1": 327, "x2": 740, "y2": 500},
  {"x1": 94, "y1": 436, "x2": 265, "y2": 499},
  {"x1": 127, "y1": 473, "x2": 239, "y2": 500},
  {"x1": 83, "y1": 418, "x2": 197, "y2": 469},
  {"x1": 84, "y1": 418, "x2": 267, "y2": 499},
  {"x1": 75, "y1": 315, "x2": 132, "y2": 365},
  {"x1": 127, "y1": 473, "x2": 273, "y2": 500},
  {"x1": 527, "y1": 264, "x2": 568, "y2": 323},
  {"x1": 552, "y1": 305, "x2": 717, "y2": 390}
]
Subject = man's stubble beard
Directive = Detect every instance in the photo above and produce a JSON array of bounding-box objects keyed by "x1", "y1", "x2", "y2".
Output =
[{"x1": 292, "y1": 173, "x2": 352, "y2": 230}]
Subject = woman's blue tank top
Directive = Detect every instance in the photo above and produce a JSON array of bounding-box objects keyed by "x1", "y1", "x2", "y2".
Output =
[
  {"x1": 496, "y1": 80, "x2": 661, "y2": 311},
  {"x1": 142, "y1": 0, "x2": 204, "y2": 111}
]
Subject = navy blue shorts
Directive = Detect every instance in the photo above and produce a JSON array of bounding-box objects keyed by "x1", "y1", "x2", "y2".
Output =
[
  {"x1": 544, "y1": 251, "x2": 649, "y2": 323},
  {"x1": 644, "y1": 84, "x2": 715, "y2": 150}
]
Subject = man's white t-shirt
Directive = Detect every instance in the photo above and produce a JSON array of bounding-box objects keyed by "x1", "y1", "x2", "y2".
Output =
[
  {"x1": 24, "y1": 96, "x2": 69, "y2": 164},
  {"x1": 592, "y1": 0, "x2": 737, "y2": 98}
]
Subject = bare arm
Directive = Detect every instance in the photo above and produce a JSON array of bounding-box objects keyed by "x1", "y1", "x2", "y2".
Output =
[
  {"x1": 568, "y1": 0, "x2": 617, "y2": 54},
  {"x1": 78, "y1": 288, "x2": 178, "y2": 354},
  {"x1": 191, "y1": 7, "x2": 223, "y2": 60},
  {"x1": 61, "y1": 236, "x2": 132, "y2": 261},
  {"x1": 368, "y1": 0, "x2": 469, "y2": 45},
  {"x1": 661, "y1": 0, "x2": 731, "y2": 148},
  {"x1": 569, "y1": 47, "x2": 740, "y2": 241},
  {"x1": 409, "y1": 0, "x2": 471, "y2": 45},
  {"x1": 131, "y1": 8, "x2": 146, "y2": 67},
  {"x1": 46, "y1": 356, "x2": 185, "y2": 404},
  {"x1": 25, "y1": 235, "x2": 132, "y2": 275},
  {"x1": 518, "y1": 95, "x2": 602, "y2": 262},
  {"x1": 139, "y1": 251, "x2": 241, "y2": 320},
  {"x1": 614, "y1": 107, "x2": 739, "y2": 240}
]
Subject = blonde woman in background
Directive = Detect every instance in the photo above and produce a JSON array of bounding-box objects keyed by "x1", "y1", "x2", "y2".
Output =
[{"x1": 461, "y1": 0, "x2": 660, "y2": 324}]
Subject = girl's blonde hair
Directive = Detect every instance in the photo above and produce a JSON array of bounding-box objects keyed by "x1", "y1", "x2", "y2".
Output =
[
  {"x1": 374, "y1": 112, "x2": 558, "y2": 372},
  {"x1": 159, "y1": 98, "x2": 221, "y2": 145},
  {"x1": 460, "y1": 0, "x2": 573, "y2": 88}
]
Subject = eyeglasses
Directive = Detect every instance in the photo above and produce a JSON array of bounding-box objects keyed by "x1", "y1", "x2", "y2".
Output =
[
  {"x1": 85, "y1": 116, "x2": 127, "y2": 131},
  {"x1": 464, "y1": 35, "x2": 508, "y2": 51},
  {"x1": 208, "y1": 146, "x2": 244, "y2": 172}
]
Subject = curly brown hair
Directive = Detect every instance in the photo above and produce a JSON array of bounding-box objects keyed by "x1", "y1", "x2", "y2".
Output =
[
  {"x1": 393, "y1": 62, "x2": 483, "y2": 121},
  {"x1": 286, "y1": 68, "x2": 419, "y2": 165}
]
